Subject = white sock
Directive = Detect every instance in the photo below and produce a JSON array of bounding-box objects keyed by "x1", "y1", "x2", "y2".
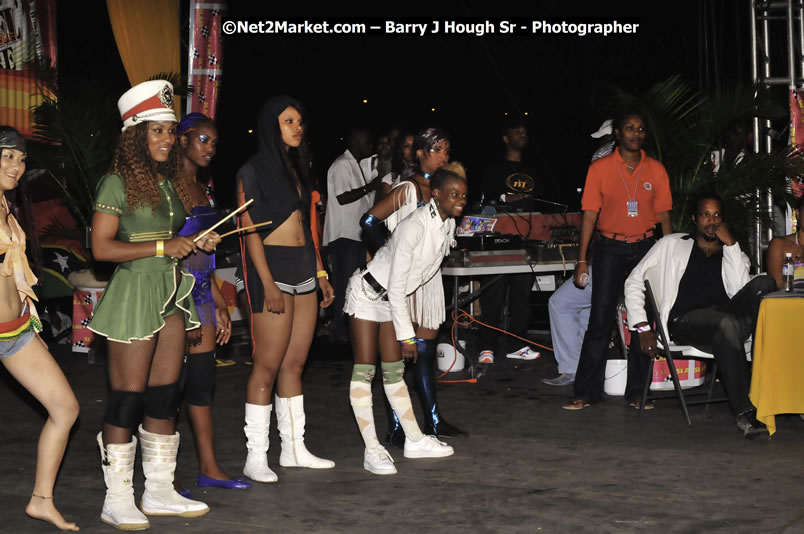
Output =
[
  {"x1": 350, "y1": 380, "x2": 380, "y2": 449},
  {"x1": 383, "y1": 380, "x2": 424, "y2": 442}
]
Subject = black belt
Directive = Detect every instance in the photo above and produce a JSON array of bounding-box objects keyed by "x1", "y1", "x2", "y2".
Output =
[{"x1": 363, "y1": 270, "x2": 388, "y2": 300}]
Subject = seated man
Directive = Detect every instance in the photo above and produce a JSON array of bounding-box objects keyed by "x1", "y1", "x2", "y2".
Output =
[{"x1": 624, "y1": 192, "x2": 776, "y2": 439}]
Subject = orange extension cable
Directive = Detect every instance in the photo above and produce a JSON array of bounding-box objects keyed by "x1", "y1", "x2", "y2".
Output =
[{"x1": 437, "y1": 308, "x2": 554, "y2": 384}]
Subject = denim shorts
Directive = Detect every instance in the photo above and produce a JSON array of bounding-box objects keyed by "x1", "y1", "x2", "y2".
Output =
[{"x1": 0, "y1": 309, "x2": 36, "y2": 358}]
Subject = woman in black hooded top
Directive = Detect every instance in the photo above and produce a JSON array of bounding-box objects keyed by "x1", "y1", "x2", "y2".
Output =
[{"x1": 237, "y1": 96, "x2": 335, "y2": 483}]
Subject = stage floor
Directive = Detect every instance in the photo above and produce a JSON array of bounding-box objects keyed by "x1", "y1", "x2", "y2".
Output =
[{"x1": 2, "y1": 335, "x2": 802, "y2": 534}]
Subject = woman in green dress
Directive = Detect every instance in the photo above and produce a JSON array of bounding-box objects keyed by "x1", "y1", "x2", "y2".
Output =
[{"x1": 89, "y1": 81, "x2": 220, "y2": 530}]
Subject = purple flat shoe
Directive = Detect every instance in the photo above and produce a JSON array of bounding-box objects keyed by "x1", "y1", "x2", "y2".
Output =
[
  {"x1": 196, "y1": 473, "x2": 252, "y2": 490},
  {"x1": 179, "y1": 488, "x2": 192, "y2": 498}
]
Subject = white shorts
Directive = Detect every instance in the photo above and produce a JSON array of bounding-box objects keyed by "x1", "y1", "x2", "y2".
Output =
[{"x1": 343, "y1": 271, "x2": 392, "y2": 323}]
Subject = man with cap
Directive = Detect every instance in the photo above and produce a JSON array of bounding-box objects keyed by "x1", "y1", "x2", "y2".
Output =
[
  {"x1": 590, "y1": 119, "x2": 616, "y2": 162},
  {"x1": 542, "y1": 119, "x2": 615, "y2": 386},
  {"x1": 476, "y1": 117, "x2": 544, "y2": 363}
]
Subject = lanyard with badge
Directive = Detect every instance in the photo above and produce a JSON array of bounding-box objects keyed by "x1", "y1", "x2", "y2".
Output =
[{"x1": 617, "y1": 161, "x2": 642, "y2": 217}]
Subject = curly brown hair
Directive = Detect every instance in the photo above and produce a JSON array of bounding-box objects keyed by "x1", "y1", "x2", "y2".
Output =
[{"x1": 109, "y1": 122, "x2": 193, "y2": 214}]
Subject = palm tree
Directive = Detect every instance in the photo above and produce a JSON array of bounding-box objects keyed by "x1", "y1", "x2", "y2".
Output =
[
  {"x1": 27, "y1": 59, "x2": 121, "y2": 232},
  {"x1": 28, "y1": 65, "x2": 182, "y2": 235},
  {"x1": 607, "y1": 75, "x2": 802, "y2": 257}
]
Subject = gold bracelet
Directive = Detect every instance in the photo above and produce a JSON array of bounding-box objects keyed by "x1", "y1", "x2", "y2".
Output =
[
  {"x1": 316, "y1": 269, "x2": 328, "y2": 279},
  {"x1": 155, "y1": 240, "x2": 165, "y2": 257}
]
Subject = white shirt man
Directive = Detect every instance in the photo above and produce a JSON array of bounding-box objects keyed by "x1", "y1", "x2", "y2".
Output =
[
  {"x1": 323, "y1": 133, "x2": 379, "y2": 344},
  {"x1": 323, "y1": 150, "x2": 377, "y2": 245}
]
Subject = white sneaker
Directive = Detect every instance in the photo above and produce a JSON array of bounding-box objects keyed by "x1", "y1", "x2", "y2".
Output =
[
  {"x1": 478, "y1": 350, "x2": 495, "y2": 364},
  {"x1": 363, "y1": 446, "x2": 397, "y2": 475},
  {"x1": 506, "y1": 346, "x2": 541, "y2": 360},
  {"x1": 403, "y1": 435, "x2": 454, "y2": 459}
]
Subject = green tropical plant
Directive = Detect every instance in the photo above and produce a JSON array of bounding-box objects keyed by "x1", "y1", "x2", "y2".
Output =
[
  {"x1": 606, "y1": 75, "x2": 802, "y2": 255},
  {"x1": 27, "y1": 59, "x2": 121, "y2": 230},
  {"x1": 27, "y1": 64, "x2": 185, "y2": 233}
]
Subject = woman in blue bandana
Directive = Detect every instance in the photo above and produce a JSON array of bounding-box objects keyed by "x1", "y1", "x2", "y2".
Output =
[{"x1": 176, "y1": 113, "x2": 250, "y2": 492}]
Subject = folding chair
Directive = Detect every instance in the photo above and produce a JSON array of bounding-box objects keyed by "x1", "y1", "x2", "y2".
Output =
[{"x1": 637, "y1": 278, "x2": 724, "y2": 427}]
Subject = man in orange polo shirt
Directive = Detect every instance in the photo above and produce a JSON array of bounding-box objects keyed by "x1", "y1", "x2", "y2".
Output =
[{"x1": 564, "y1": 111, "x2": 673, "y2": 410}]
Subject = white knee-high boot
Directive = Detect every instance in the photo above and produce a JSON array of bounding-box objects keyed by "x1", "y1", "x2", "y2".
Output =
[
  {"x1": 97, "y1": 432, "x2": 150, "y2": 531},
  {"x1": 138, "y1": 425, "x2": 209, "y2": 517},
  {"x1": 275, "y1": 394, "x2": 335, "y2": 469},
  {"x1": 243, "y1": 403, "x2": 278, "y2": 482}
]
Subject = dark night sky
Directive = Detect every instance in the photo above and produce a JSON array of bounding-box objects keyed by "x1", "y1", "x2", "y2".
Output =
[{"x1": 58, "y1": 1, "x2": 749, "y2": 209}]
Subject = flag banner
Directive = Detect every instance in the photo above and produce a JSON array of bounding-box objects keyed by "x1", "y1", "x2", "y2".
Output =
[
  {"x1": 0, "y1": 0, "x2": 56, "y2": 138},
  {"x1": 789, "y1": 89, "x2": 804, "y2": 200},
  {"x1": 187, "y1": 1, "x2": 225, "y2": 118}
]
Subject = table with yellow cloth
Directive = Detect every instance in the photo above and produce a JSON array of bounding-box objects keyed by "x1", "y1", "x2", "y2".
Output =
[{"x1": 748, "y1": 292, "x2": 804, "y2": 436}]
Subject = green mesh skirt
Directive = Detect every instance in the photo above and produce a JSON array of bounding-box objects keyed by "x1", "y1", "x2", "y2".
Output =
[{"x1": 88, "y1": 256, "x2": 200, "y2": 343}]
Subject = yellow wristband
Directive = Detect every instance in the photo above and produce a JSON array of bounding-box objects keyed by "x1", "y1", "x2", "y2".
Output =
[
  {"x1": 316, "y1": 269, "x2": 328, "y2": 279},
  {"x1": 155, "y1": 240, "x2": 165, "y2": 258}
]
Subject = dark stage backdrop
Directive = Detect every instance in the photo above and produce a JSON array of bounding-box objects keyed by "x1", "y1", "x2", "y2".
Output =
[{"x1": 56, "y1": 1, "x2": 748, "y2": 211}]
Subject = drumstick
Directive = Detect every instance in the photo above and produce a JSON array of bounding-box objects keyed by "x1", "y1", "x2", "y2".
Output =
[
  {"x1": 217, "y1": 220, "x2": 273, "y2": 239},
  {"x1": 193, "y1": 199, "x2": 254, "y2": 242}
]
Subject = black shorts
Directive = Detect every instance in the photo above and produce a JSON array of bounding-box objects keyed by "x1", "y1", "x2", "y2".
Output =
[{"x1": 243, "y1": 242, "x2": 317, "y2": 313}]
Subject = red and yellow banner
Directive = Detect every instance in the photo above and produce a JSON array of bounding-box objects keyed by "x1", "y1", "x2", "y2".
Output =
[
  {"x1": 0, "y1": 0, "x2": 56, "y2": 138},
  {"x1": 789, "y1": 89, "x2": 804, "y2": 199}
]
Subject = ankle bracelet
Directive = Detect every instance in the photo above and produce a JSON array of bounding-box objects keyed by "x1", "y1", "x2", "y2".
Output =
[{"x1": 32, "y1": 493, "x2": 53, "y2": 500}]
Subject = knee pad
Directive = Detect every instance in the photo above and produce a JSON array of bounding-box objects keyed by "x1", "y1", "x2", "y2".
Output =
[
  {"x1": 144, "y1": 382, "x2": 181, "y2": 420},
  {"x1": 184, "y1": 351, "x2": 216, "y2": 407},
  {"x1": 104, "y1": 390, "x2": 144, "y2": 429},
  {"x1": 351, "y1": 363, "x2": 376, "y2": 383},
  {"x1": 381, "y1": 360, "x2": 405, "y2": 384}
]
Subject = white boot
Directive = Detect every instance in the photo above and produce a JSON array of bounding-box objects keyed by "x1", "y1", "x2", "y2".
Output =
[
  {"x1": 243, "y1": 403, "x2": 278, "y2": 483},
  {"x1": 97, "y1": 432, "x2": 150, "y2": 531},
  {"x1": 137, "y1": 425, "x2": 209, "y2": 518},
  {"x1": 275, "y1": 394, "x2": 335, "y2": 469}
]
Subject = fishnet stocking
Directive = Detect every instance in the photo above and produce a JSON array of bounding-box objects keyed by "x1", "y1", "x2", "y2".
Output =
[
  {"x1": 148, "y1": 312, "x2": 186, "y2": 387},
  {"x1": 103, "y1": 312, "x2": 187, "y2": 444}
]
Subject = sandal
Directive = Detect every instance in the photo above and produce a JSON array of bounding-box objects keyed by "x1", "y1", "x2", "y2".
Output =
[
  {"x1": 628, "y1": 400, "x2": 655, "y2": 410},
  {"x1": 562, "y1": 399, "x2": 590, "y2": 411}
]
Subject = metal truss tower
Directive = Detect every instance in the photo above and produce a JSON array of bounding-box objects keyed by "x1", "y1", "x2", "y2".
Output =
[{"x1": 750, "y1": 0, "x2": 801, "y2": 267}]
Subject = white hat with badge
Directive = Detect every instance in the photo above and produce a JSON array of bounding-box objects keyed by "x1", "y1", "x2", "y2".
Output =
[{"x1": 117, "y1": 80, "x2": 176, "y2": 132}]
